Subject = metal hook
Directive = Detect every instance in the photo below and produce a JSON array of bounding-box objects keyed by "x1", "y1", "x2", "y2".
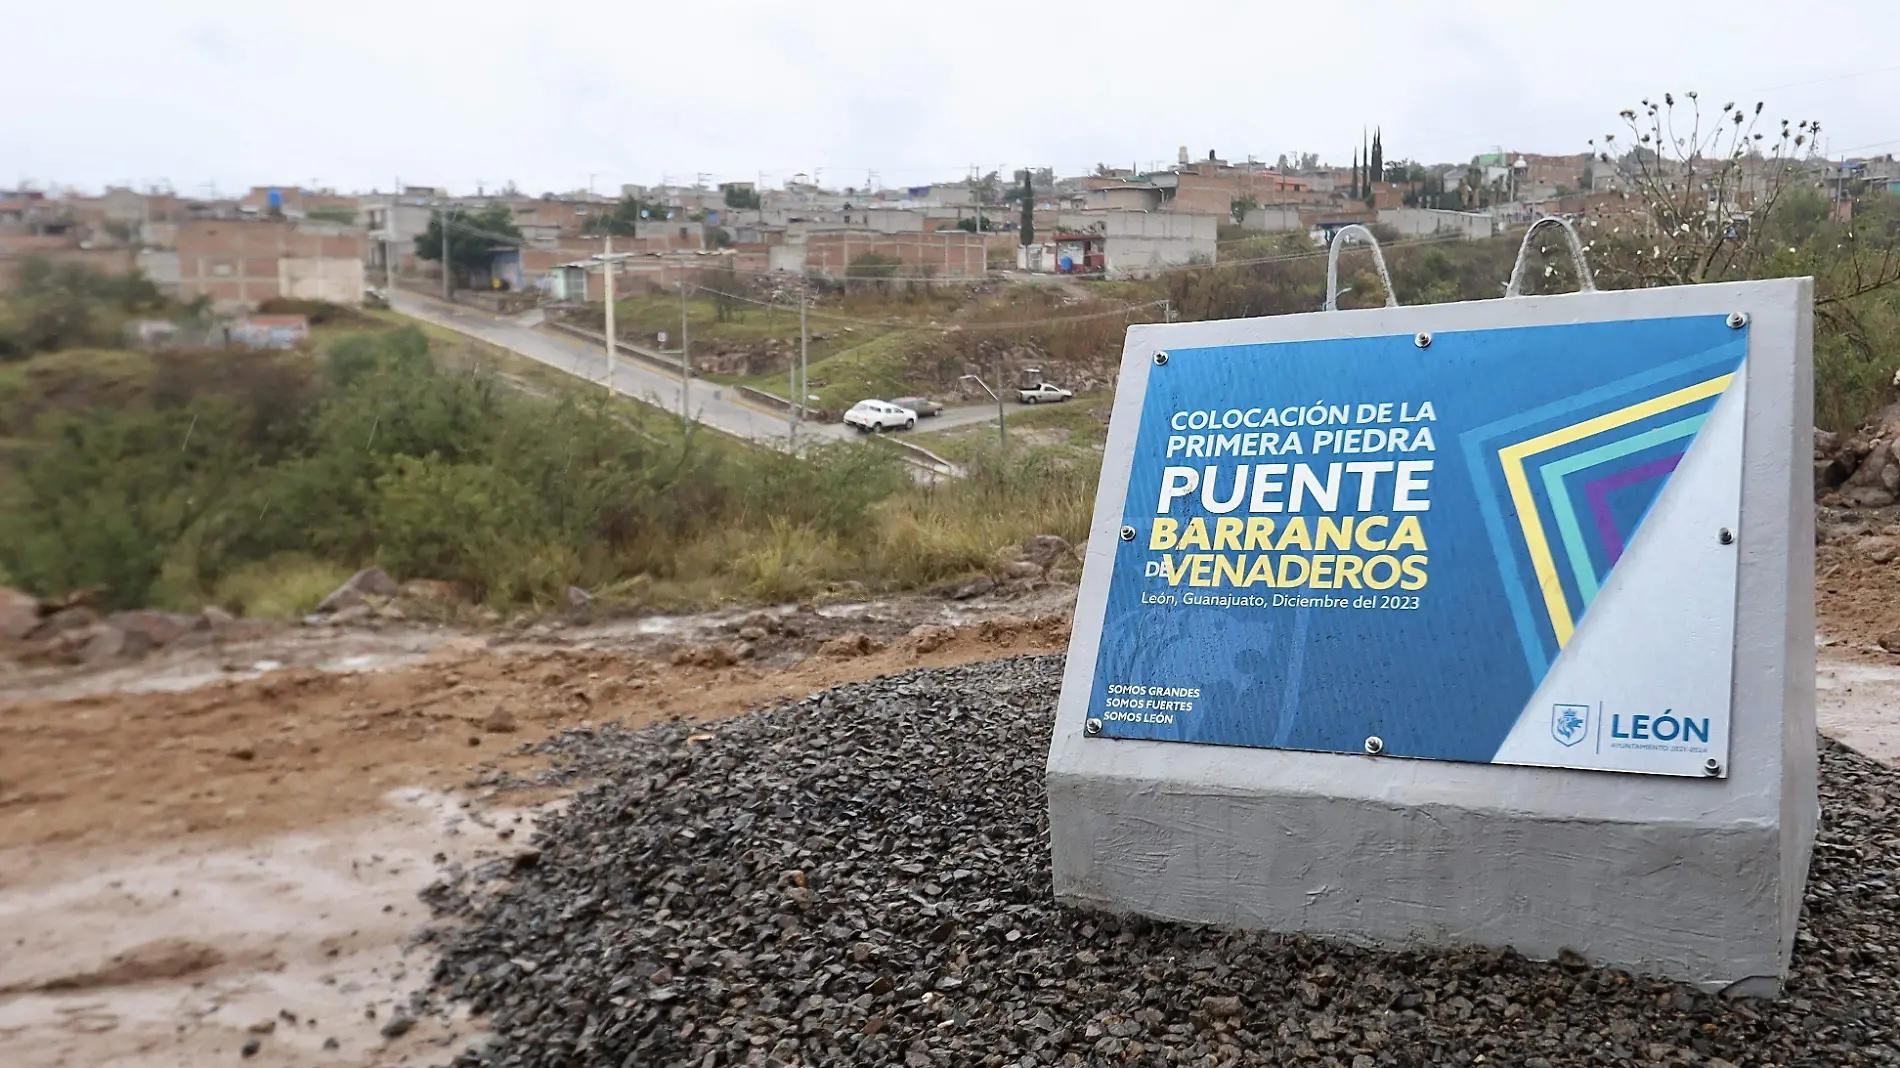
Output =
[
  {"x1": 1323, "y1": 224, "x2": 1400, "y2": 311},
  {"x1": 1505, "y1": 216, "x2": 1597, "y2": 298}
]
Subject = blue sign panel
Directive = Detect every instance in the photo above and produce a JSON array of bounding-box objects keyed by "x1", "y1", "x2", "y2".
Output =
[{"x1": 1086, "y1": 315, "x2": 1747, "y2": 776}]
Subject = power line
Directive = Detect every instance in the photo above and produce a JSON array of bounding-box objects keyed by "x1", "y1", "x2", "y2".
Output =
[
  {"x1": 1753, "y1": 63, "x2": 1900, "y2": 96},
  {"x1": 687, "y1": 282, "x2": 1170, "y2": 331},
  {"x1": 595, "y1": 229, "x2": 1476, "y2": 292},
  {"x1": 1834, "y1": 136, "x2": 1900, "y2": 156}
]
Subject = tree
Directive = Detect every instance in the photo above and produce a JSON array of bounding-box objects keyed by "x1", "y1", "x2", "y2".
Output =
[
  {"x1": 1018, "y1": 170, "x2": 1035, "y2": 248},
  {"x1": 415, "y1": 205, "x2": 523, "y2": 287},
  {"x1": 1230, "y1": 194, "x2": 1259, "y2": 226},
  {"x1": 968, "y1": 170, "x2": 1000, "y2": 207},
  {"x1": 585, "y1": 195, "x2": 666, "y2": 237},
  {"x1": 722, "y1": 184, "x2": 761, "y2": 209},
  {"x1": 1588, "y1": 92, "x2": 1829, "y2": 290},
  {"x1": 0, "y1": 257, "x2": 169, "y2": 360},
  {"x1": 847, "y1": 251, "x2": 900, "y2": 279},
  {"x1": 1351, "y1": 147, "x2": 1360, "y2": 199},
  {"x1": 709, "y1": 260, "x2": 741, "y2": 322}
]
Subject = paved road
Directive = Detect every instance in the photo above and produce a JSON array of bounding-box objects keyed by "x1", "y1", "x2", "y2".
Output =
[
  {"x1": 388, "y1": 291, "x2": 962, "y2": 478},
  {"x1": 390, "y1": 290, "x2": 834, "y2": 446}
]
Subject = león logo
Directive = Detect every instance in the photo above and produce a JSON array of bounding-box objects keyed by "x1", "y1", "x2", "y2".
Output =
[{"x1": 1551, "y1": 704, "x2": 1590, "y2": 748}]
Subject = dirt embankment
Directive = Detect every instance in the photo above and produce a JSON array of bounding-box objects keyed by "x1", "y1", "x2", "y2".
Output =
[{"x1": 0, "y1": 597, "x2": 1074, "y2": 853}]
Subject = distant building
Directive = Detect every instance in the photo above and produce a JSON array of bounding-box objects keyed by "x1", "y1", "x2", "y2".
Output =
[
  {"x1": 1028, "y1": 212, "x2": 1217, "y2": 277},
  {"x1": 174, "y1": 218, "x2": 367, "y2": 309},
  {"x1": 361, "y1": 192, "x2": 438, "y2": 276},
  {"x1": 237, "y1": 186, "x2": 359, "y2": 220},
  {"x1": 1376, "y1": 207, "x2": 1496, "y2": 241}
]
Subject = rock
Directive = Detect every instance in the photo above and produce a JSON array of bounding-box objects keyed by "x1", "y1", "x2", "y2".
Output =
[
  {"x1": 376, "y1": 603, "x2": 407, "y2": 621},
  {"x1": 328, "y1": 604, "x2": 374, "y2": 626},
  {"x1": 379, "y1": 1014, "x2": 415, "y2": 1039},
  {"x1": 421, "y1": 658, "x2": 1900, "y2": 1068},
  {"x1": 950, "y1": 577, "x2": 996, "y2": 601},
  {"x1": 1859, "y1": 535, "x2": 1900, "y2": 565},
  {"x1": 240, "y1": 1038, "x2": 261, "y2": 1057},
  {"x1": 737, "y1": 625, "x2": 768, "y2": 642},
  {"x1": 564, "y1": 586, "x2": 593, "y2": 609},
  {"x1": 26, "y1": 605, "x2": 97, "y2": 641},
  {"x1": 1001, "y1": 560, "x2": 1044, "y2": 581},
  {"x1": 1019, "y1": 534, "x2": 1071, "y2": 569},
  {"x1": 0, "y1": 587, "x2": 40, "y2": 641},
  {"x1": 906, "y1": 624, "x2": 959, "y2": 654},
  {"x1": 1814, "y1": 426, "x2": 1839, "y2": 458},
  {"x1": 483, "y1": 708, "x2": 518, "y2": 734},
  {"x1": 246, "y1": 1019, "x2": 276, "y2": 1035},
  {"x1": 400, "y1": 579, "x2": 461, "y2": 602},
  {"x1": 198, "y1": 605, "x2": 237, "y2": 629},
  {"x1": 315, "y1": 568, "x2": 399, "y2": 613},
  {"x1": 1816, "y1": 456, "x2": 1842, "y2": 493},
  {"x1": 672, "y1": 643, "x2": 739, "y2": 669},
  {"x1": 1845, "y1": 484, "x2": 1898, "y2": 509},
  {"x1": 1200, "y1": 995, "x2": 1243, "y2": 1017},
  {"x1": 1867, "y1": 401, "x2": 1900, "y2": 443},
  {"x1": 1879, "y1": 632, "x2": 1900, "y2": 654},
  {"x1": 80, "y1": 625, "x2": 156, "y2": 665},
  {"x1": 1840, "y1": 440, "x2": 1899, "y2": 507},
  {"x1": 105, "y1": 610, "x2": 196, "y2": 648},
  {"x1": 322, "y1": 1037, "x2": 340, "y2": 1051},
  {"x1": 819, "y1": 632, "x2": 885, "y2": 659}
]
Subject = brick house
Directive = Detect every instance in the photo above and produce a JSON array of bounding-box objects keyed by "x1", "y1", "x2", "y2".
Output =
[{"x1": 174, "y1": 219, "x2": 367, "y2": 309}]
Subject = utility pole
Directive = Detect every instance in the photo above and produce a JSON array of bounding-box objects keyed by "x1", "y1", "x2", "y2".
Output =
[
  {"x1": 792, "y1": 286, "x2": 808, "y2": 446},
  {"x1": 958, "y1": 373, "x2": 1006, "y2": 451},
  {"x1": 603, "y1": 230, "x2": 616, "y2": 394},
  {"x1": 995, "y1": 360, "x2": 1006, "y2": 450},
  {"x1": 440, "y1": 208, "x2": 451, "y2": 300},
  {"x1": 679, "y1": 271, "x2": 691, "y2": 422},
  {"x1": 800, "y1": 285, "x2": 810, "y2": 430},
  {"x1": 386, "y1": 176, "x2": 400, "y2": 293}
]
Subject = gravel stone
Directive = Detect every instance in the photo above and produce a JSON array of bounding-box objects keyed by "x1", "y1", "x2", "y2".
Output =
[{"x1": 424, "y1": 656, "x2": 1900, "y2": 1067}]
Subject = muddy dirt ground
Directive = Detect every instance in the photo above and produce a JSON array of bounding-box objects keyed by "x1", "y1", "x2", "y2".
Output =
[
  {"x1": 3, "y1": 523, "x2": 1900, "y2": 1067},
  {"x1": 0, "y1": 588, "x2": 1074, "y2": 1067}
]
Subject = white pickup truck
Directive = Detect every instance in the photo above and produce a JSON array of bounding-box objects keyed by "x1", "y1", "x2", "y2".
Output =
[{"x1": 1017, "y1": 382, "x2": 1074, "y2": 404}]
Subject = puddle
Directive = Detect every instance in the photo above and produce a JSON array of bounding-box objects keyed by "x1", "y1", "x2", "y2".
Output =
[
  {"x1": 0, "y1": 788, "x2": 534, "y2": 1067},
  {"x1": 0, "y1": 630, "x2": 460, "y2": 707},
  {"x1": 1817, "y1": 654, "x2": 1900, "y2": 765}
]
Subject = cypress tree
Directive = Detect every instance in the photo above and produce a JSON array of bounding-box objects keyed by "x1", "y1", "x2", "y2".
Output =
[{"x1": 1019, "y1": 170, "x2": 1034, "y2": 248}]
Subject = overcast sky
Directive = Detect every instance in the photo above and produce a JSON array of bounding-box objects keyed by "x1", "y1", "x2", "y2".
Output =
[{"x1": 9, "y1": 0, "x2": 1898, "y2": 197}]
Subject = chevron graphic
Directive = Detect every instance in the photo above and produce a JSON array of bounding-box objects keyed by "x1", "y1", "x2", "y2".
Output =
[{"x1": 1460, "y1": 337, "x2": 1748, "y2": 679}]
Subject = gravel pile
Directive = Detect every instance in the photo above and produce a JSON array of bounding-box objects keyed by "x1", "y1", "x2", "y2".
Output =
[{"x1": 426, "y1": 656, "x2": 1900, "y2": 1068}]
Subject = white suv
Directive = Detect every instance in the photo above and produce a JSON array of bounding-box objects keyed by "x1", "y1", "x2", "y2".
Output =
[{"x1": 843, "y1": 399, "x2": 917, "y2": 432}]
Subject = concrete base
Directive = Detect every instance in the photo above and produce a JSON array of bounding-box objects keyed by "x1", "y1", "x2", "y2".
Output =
[
  {"x1": 1047, "y1": 752, "x2": 1805, "y2": 992},
  {"x1": 1047, "y1": 279, "x2": 1817, "y2": 993}
]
